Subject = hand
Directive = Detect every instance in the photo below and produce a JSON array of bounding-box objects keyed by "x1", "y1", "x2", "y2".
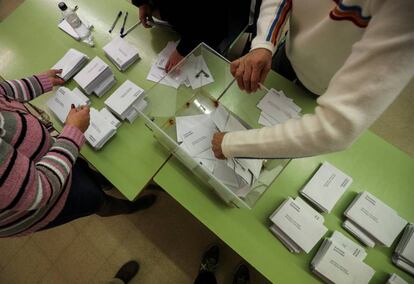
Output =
[
  {"x1": 212, "y1": 132, "x2": 226, "y2": 160},
  {"x1": 230, "y1": 48, "x2": 272, "y2": 93},
  {"x1": 165, "y1": 49, "x2": 184, "y2": 73},
  {"x1": 65, "y1": 105, "x2": 90, "y2": 133},
  {"x1": 139, "y1": 4, "x2": 153, "y2": 28},
  {"x1": 42, "y1": 69, "x2": 65, "y2": 86}
]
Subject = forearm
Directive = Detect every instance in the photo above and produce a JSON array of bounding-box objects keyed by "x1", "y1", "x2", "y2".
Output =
[
  {"x1": 0, "y1": 74, "x2": 52, "y2": 102},
  {"x1": 223, "y1": 0, "x2": 414, "y2": 159},
  {"x1": 251, "y1": 0, "x2": 291, "y2": 54}
]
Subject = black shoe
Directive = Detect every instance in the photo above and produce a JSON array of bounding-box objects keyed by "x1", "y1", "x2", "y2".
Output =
[
  {"x1": 233, "y1": 263, "x2": 250, "y2": 284},
  {"x1": 114, "y1": 260, "x2": 139, "y2": 283},
  {"x1": 130, "y1": 194, "x2": 157, "y2": 212},
  {"x1": 199, "y1": 245, "x2": 220, "y2": 273}
]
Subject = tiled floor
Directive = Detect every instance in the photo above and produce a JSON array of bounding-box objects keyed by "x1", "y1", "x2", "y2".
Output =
[{"x1": 0, "y1": 1, "x2": 413, "y2": 284}]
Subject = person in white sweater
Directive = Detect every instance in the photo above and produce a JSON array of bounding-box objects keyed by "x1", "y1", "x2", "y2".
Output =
[{"x1": 211, "y1": 0, "x2": 414, "y2": 159}]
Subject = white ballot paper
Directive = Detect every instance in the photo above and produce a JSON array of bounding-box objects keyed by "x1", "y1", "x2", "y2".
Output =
[
  {"x1": 52, "y1": 48, "x2": 89, "y2": 81},
  {"x1": 47, "y1": 87, "x2": 90, "y2": 123},
  {"x1": 84, "y1": 108, "x2": 117, "y2": 150},
  {"x1": 176, "y1": 114, "x2": 215, "y2": 143},
  {"x1": 393, "y1": 223, "x2": 414, "y2": 276},
  {"x1": 344, "y1": 191, "x2": 408, "y2": 247},
  {"x1": 311, "y1": 239, "x2": 375, "y2": 284},
  {"x1": 99, "y1": 107, "x2": 121, "y2": 129},
  {"x1": 330, "y1": 231, "x2": 367, "y2": 261},
  {"x1": 387, "y1": 273, "x2": 409, "y2": 284},
  {"x1": 300, "y1": 161, "x2": 353, "y2": 212},
  {"x1": 103, "y1": 37, "x2": 140, "y2": 71},
  {"x1": 257, "y1": 88, "x2": 301, "y2": 127},
  {"x1": 104, "y1": 80, "x2": 145, "y2": 121},
  {"x1": 74, "y1": 56, "x2": 115, "y2": 96},
  {"x1": 269, "y1": 196, "x2": 328, "y2": 253}
]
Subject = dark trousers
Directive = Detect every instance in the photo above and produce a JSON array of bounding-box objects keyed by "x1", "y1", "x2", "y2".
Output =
[
  {"x1": 43, "y1": 158, "x2": 112, "y2": 230},
  {"x1": 194, "y1": 271, "x2": 217, "y2": 284}
]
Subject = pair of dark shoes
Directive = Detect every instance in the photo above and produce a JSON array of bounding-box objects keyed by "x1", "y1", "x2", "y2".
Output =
[
  {"x1": 114, "y1": 260, "x2": 140, "y2": 283},
  {"x1": 200, "y1": 245, "x2": 250, "y2": 284}
]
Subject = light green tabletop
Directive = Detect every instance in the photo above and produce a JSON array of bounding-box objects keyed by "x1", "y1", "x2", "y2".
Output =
[
  {"x1": 0, "y1": 0, "x2": 179, "y2": 200},
  {"x1": 154, "y1": 70, "x2": 414, "y2": 283}
]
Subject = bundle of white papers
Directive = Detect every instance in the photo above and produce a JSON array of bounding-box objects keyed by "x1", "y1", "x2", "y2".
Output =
[
  {"x1": 393, "y1": 223, "x2": 414, "y2": 276},
  {"x1": 74, "y1": 56, "x2": 116, "y2": 97},
  {"x1": 47, "y1": 87, "x2": 90, "y2": 123},
  {"x1": 99, "y1": 107, "x2": 121, "y2": 129},
  {"x1": 300, "y1": 161, "x2": 352, "y2": 213},
  {"x1": 269, "y1": 196, "x2": 328, "y2": 253},
  {"x1": 343, "y1": 191, "x2": 408, "y2": 247},
  {"x1": 176, "y1": 105, "x2": 263, "y2": 197},
  {"x1": 257, "y1": 88, "x2": 301, "y2": 127},
  {"x1": 147, "y1": 42, "x2": 214, "y2": 89},
  {"x1": 387, "y1": 273, "x2": 409, "y2": 284},
  {"x1": 311, "y1": 232, "x2": 375, "y2": 284},
  {"x1": 52, "y1": 48, "x2": 89, "y2": 81},
  {"x1": 103, "y1": 37, "x2": 140, "y2": 71},
  {"x1": 84, "y1": 108, "x2": 117, "y2": 150},
  {"x1": 104, "y1": 80, "x2": 147, "y2": 123}
]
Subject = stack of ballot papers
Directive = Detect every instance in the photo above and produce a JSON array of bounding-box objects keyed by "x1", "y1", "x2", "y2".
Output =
[
  {"x1": 311, "y1": 231, "x2": 375, "y2": 284},
  {"x1": 147, "y1": 42, "x2": 214, "y2": 89},
  {"x1": 52, "y1": 48, "x2": 89, "y2": 81},
  {"x1": 84, "y1": 108, "x2": 117, "y2": 150},
  {"x1": 74, "y1": 56, "x2": 116, "y2": 97},
  {"x1": 99, "y1": 107, "x2": 121, "y2": 129},
  {"x1": 104, "y1": 80, "x2": 147, "y2": 123},
  {"x1": 343, "y1": 191, "x2": 408, "y2": 248},
  {"x1": 300, "y1": 161, "x2": 352, "y2": 213},
  {"x1": 387, "y1": 273, "x2": 409, "y2": 284},
  {"x1": 47, "y1": 87, "x2": 90, "y2": 123},
  {"x1": 175, "y1": 105, "x2": 263, "y2": 197},
  {"x1": 103, "y1": 37, "x2": 140, "y2": 71},
  {"x1": 257, "y1": 88, "x2": 301, "y2": 127},
  {"x1": 393, "y1": 223, "x2": 414, "y2": 276},
  {"x1": 269, "y1": 196, "x2": 328, "y2": 253}
]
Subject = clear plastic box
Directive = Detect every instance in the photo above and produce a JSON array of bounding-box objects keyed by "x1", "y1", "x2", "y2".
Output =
[{"x1": 140, "y1": 43, "x2": 290, "y2": 209}]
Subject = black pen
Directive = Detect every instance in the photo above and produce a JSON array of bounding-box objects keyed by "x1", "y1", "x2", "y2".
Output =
[
  {"x1": 120, "y1": 20, "x2": 141, "y2": 38},
  {"x1": 109, "y1": 11, "x2": 122, "y2": 33},
  {"x1": 120, "y1": 11, "x2": 128, "y2": 35}
]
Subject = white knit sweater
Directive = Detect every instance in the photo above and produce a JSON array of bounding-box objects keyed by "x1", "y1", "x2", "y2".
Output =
[{"x1": 222, "y1": 0, "x2": 414, "y2": 158}]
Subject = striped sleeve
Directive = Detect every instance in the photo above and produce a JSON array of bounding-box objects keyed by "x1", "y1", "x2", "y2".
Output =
[
  {"x1": 251, "y1": 0, "x2": 292, "y2": 53},
  {"x1": 0, "y1": 74, "x2": 53, "y2": 102},
  {"x1": 0, "y1": 125, "x2": 84, "y2": 211}
]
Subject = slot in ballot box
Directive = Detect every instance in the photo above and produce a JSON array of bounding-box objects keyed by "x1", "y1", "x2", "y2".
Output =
[{"x1": 140, "y1": 44, "x2": 289, "y2": 208}]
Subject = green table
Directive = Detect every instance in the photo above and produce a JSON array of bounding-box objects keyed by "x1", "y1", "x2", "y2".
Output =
[
  {"x1": 154, "y1": 70, "x2": 414, "y2": 283},
  {"x1": 0, "y1": 0, "x2": 178, "y2": 200}
]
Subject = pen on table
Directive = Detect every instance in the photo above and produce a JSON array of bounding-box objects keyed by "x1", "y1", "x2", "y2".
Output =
[
  {"x1": 120, "y1": 11, "x2": 129, "y2": 35},
  {"x1": 258, "y1": 82, "x2": 269, "y2": 92},
  {"x1": 120, "y1": 20, "x2": 141, "y2": 38},
  {"x1": 109, "y1": 11, "x2": 122, "y2": 33}
]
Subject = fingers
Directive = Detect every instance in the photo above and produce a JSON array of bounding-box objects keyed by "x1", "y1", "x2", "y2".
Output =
[
  {"x1": 51, "y1": 77, "x2": 65, "y2": 86},
  {"x1": 230, "y1": 59, "x2": 240, "y2": 77},
  {"x1": 49, "y1": 69, "x2": 63, "y2": 76},
  {"x1": 165, "y1": 59, "x2": 172, "y2": 73},
  {"x1": 235, "y1": 61, "x2": 245, "y2": 91},
  {"x1": 250, "y1": 65, "x2": 260, "y2": 93},
  {"x1": 211, "y1": 133, "x2": 226, "y2": 160},
  {"x1": 243, "y1": 64, "x2": 253, "y2": 93}
]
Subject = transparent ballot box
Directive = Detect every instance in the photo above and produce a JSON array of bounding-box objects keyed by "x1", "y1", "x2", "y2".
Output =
[{"x1": 141, "y1": 44, "x2": 290, "y2": 209}]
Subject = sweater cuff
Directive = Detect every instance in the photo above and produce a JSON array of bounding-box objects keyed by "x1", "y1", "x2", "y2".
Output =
[
  {"x1": 35, "y1": 74, "x2": 53, "y2": 93},
  {"x1": 250, "y1": 40, "x2": 276, "y2": 55},
  {"x1": 221, "y1": 132, "x2": 236, "y2": 158},
  {"x1": 59, "y1": 125, "x2": 86, "y2": 148}
]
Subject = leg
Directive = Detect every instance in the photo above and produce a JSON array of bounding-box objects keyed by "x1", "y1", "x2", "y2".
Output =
[
  {"x1": 107, "y1": 260, "x2": 139, "y2": 284},
  {"x1": 194, "y1": 271, "x2": 217, "y2": 284},
  {"x1": 194, "y1": 245, "x2": 220, "y2": 284},
  {"x1": 43, "y1": 158, "x2": 156, "y2": 230}
]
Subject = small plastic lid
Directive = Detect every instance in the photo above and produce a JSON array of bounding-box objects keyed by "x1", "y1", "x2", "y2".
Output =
[{"x1": 58, "y1": 2, "x2": 68, "y2": 11}]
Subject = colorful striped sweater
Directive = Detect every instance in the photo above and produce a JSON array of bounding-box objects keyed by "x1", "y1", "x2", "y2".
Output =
[
  {"x1": 222, "y1": 0, "x2": 414, "y2": 159},
  {"x1": 0, "y1": 74, "x2": 85, "y2": 237}
]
